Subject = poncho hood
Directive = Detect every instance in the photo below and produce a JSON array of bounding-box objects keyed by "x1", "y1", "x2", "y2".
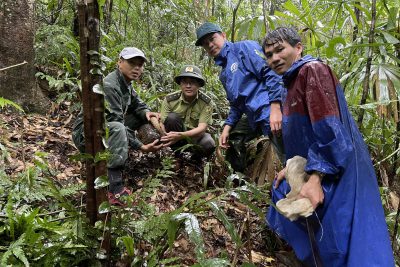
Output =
[{"x1": 282, "y1": 55, "x2": 320, "y2": 87}]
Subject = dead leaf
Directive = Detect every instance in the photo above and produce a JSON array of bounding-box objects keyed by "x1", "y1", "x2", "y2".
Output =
[
  {"x1": 174, "y1": 238, "x2": 189, "y2": 252},
  {"x1": 250, "y1": 250, "x2": 275, "y2": 264},
  {"x1": 56, "y1": 173, "x2": 67, "y2": 179}
]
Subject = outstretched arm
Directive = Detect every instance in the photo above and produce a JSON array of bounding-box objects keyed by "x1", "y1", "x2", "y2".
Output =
[{"x1": 161, "y1": 123, "x2": 208, "y2": 146}]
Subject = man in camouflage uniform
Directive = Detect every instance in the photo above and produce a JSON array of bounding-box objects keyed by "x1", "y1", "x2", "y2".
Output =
[
  {"x1": 72, "y1": 47, "x2": 162, "y2": 205},
  {"x1": 160, "y1": 65, "x2": 215, "y2": 159}
]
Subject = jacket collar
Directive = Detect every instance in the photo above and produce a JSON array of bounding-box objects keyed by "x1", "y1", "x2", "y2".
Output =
[
  {"x1": 116, "y1": 68, "x2": 131, "y2": 90},
  {"x1": 282, "y1": 55, "x2": 319, "y2": 86},
  {"x1": 180, "y1": 92, "x2": 199, "y2": 104},
  {"x1": 214, "y1": 41, "x2": 231, "y2": 66}
]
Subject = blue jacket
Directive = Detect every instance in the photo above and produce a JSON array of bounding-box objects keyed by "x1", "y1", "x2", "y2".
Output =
[
  {"x1": 214, "y1": 41, "x2": 282, "y2": 134},
  {"x1": 267, "y1": 56, "x2": 394, "y2": 266}
]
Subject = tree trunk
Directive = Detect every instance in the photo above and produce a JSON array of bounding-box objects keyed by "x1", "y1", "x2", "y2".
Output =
[
  {"x1": 0, "y1": 0, "x2": 50, "y2": 114},
  {"x1": 262, "y1": 0, "x2": 268, "y2": 32},
  {"x1": 231, "y1": 0, "x2": 243, "y2": 43},
  {"x1": 352, "y1": 3, "x2": 360, "y2": 42},
  {"x1": 357, "y1": 0, "x2": 376, "y2": 127},
  {"x1": 77, "y1": 0, "x2": 109, "y2": 255},
  {"x1": 103, "y1": 0, "x2": 113, "y2": 33},
  {"x1": 145, "y1": 0, "x2": 152, "y2": 64}
]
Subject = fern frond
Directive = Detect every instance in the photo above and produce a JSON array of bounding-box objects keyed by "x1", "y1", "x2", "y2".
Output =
[
  {"x1": 12, "y1": 246, "x2": 29, "y2": 267},
  {"x1": 0, "y1": 97, "x2": 24, "y2": 112},
  {"x1": 1, "y1": 233, "x2": 29, "y2": 266}
]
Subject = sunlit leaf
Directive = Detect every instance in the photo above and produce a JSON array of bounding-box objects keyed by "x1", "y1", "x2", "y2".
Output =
[
  {"x1": 0, "y1": 97, "x2": 24, "y2": 112},
  {"x1": 92, "y1": 83, "x2": 104, "y2": 95},
  {"x1": 98, "y1": 201, "x2": 111, "y2": 214},
  {"x1": 94, "y1": 175, "x2": 109, "y2": 189},
  {"x1": 381, "y1": 32, "x2": 400, "y2": 44},
  {"x1": 283, "y1": 0, "x2": 301, "y2": 16}
]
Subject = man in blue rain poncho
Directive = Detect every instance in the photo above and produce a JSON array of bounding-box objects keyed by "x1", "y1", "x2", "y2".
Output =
[
  {"x1": 262, "y1": 27, "x2": 394, "y2": 266},
  {"x1": 195, "y1": 22, "x2": 285, "y2": 171}
]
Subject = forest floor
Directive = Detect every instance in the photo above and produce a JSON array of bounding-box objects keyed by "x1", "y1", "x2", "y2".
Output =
[{"x1": 0, "y1": 104, "x2": 307, "y2": 267}]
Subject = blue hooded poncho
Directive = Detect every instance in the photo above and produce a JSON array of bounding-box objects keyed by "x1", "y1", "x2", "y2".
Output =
[{"x1": 267, "y1": 56, "x2": 394, "y2": 266}]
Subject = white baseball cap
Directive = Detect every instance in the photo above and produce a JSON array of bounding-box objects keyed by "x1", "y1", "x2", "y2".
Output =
[{"x1": 119, "y1": 47, "x2": 147, "y2": 61}]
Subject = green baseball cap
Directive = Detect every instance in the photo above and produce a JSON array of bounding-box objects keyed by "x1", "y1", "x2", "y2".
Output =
[
  {"x1": 174, "y1": 65, "x2": 205, "y2": 87},
  {"x1": 195, "y1": 22, "x2": 222, "y2": 46}
]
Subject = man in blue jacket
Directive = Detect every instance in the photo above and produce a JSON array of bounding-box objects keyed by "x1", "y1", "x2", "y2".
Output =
[{"x1": 195, "y1": 22, "x2": 284, "y2": 172}]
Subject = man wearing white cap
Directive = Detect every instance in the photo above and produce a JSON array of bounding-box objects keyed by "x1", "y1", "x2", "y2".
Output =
[{"x1": 72, "y1": 47, "x2": 162, "y2": 206}]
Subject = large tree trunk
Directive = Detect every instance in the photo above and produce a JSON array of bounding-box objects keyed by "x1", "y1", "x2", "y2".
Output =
[{"x1": 0, "y1": 0, "x2": 50, "y2": 113}]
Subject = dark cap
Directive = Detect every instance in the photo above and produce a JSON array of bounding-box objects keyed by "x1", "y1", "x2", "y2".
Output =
[
  {"x1": 195, "y1": 22, "x2": 222, "y2": 46},
  {"x1": 174, "y1": 65, "x2": 205, "y2": 87},
  {"x1": 119, "y1": 47, "x2": 147, "y2": 62}
]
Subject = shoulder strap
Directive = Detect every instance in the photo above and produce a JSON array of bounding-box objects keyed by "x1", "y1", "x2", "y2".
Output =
[
  {"x1": 166, "y1": 91, "x2": 181, "y2": 102},
  {"x1": 198, "y1": 91, "x2": 211, "y2": 104}
]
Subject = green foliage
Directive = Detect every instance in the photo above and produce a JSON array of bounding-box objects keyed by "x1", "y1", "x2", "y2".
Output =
[
  {"x1": 0, "y1": 97, "x2": 24, "y2": 112},
  {"x1": 35, "y1": 25, "x2": 79, "y2": 69},
  {"x1": 154, "y1": 156, "x2": 176, "y2": 179},
  {"x1": 99, "y1": 157, "x2": 271, "y2": 265},
  {"x1": 30, "y1": 0, "x2": 400, "y2": 264},
  {"x1": 0, "y1": 150, "x2": 99, "y2": 266}
]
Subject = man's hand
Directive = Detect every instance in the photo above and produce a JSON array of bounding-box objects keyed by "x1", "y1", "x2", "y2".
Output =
[
  {"x1": 274, "y1": 167, "x2": 287, "y2": 188},
  {"x1": 270, "y1": 102, "x2": 282, "y2": 136},
  {"x1": 298, "y1": 174, "x2": 324, "y2": 209},
  {"x1": 145, "y1": 111, "x2": 160, "y2": 121},
  {"x1": 219, "y1": 125, "x2": 232, "y2": 149},
  {"x1": 140, "y1": 139, "x2": 163, "y2": 152},
  {"x1": 160, "y1": 131, "x2": 182, "y2": 146}
]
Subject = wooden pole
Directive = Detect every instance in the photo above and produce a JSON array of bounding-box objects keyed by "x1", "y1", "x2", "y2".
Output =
[{"x1": 77, "y1": 0, "x2": 110, "y2": 260}]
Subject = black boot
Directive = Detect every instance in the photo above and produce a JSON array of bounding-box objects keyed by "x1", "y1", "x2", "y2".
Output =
[{"x1": 108, "y1": 168, "x2": 124, "y2": 194}]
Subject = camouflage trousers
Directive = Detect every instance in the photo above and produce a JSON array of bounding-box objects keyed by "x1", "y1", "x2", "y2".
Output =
[
  {"x1": 226, "y1": 117, "x2": 285, "y2": 173},
  {"x1": 72, "y1": 114, "x2": 147, "y2": 169}
]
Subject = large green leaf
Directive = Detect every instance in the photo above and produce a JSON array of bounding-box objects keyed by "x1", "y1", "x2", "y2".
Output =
[
  {"x1": 209, "y1": 201, "x2": 242, "y2": 246},
  {"x1": 117, "y1": 236, "x2": 135, "y2": 257},
  {"x1": 326, "y1": 37, "x2": 346, "y2": 58}
]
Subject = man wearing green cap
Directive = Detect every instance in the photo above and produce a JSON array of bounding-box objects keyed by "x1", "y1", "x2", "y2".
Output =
[
  {"x1": 160, "y1": 65, "x2": 215, "y2": 159},
  {"x1": 195, "y1": 22, "x2": 284, "y2": 172},
  {"x1": 72, "y1": 47, "x2": 163, "y2": 206}
]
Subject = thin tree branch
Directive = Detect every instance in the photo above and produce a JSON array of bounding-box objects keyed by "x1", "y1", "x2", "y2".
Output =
[
  {"x1": 231, "y1": 0, "x2": 243, "y2": 43},
  {"x1": 357, "y1": 0, "x2": 376, "y2": 127},
  {"x1": 0, "y1": 61, "x2": 28, "y2": 72}
]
